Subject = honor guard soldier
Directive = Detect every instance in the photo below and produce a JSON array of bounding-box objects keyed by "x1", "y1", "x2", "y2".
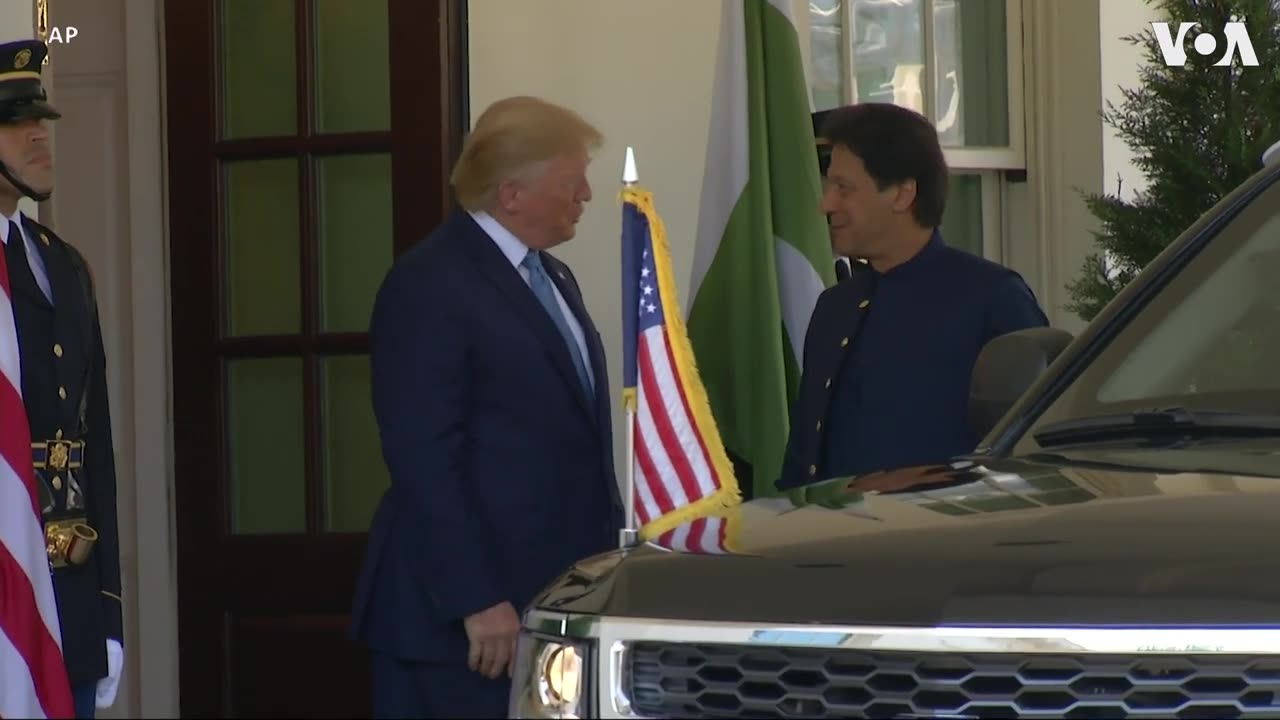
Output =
[
  {"x1": 0, "y1": 39, "x2": 123, "y2": 718},
  {"x1": 777, "y1": 103, "x2": 1049, "y2": 492}
]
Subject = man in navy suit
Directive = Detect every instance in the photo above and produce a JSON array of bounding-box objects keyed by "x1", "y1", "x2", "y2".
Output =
[
  {"x1": 350, "y1": 96, "x2": 623, "y2": 718},
  {"x1": 777, "y1": 103, "x2": 1048, "y2": 491}
]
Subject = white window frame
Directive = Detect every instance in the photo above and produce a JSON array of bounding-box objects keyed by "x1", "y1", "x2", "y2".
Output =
[
  {"x1": 834, "y1": 0, "x2": 1025, "y2": 171},
  {"x1": 950, "y1": 170, "x2": 1006, "y2": 263}
]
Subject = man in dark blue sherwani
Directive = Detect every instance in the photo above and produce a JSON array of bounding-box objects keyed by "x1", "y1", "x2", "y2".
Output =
[{"x1": 777, "y1": 103, "x2": 1049, "y2": 491}]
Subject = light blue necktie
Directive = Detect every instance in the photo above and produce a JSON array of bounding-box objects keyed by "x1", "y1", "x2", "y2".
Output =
[{"x1": 522, "y1": 250, "x2": 593, "y2": 398}]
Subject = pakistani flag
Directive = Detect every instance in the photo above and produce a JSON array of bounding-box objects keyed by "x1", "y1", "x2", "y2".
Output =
[{"x1": 686, "y1": 0, "x2": 835, "y2": 500}]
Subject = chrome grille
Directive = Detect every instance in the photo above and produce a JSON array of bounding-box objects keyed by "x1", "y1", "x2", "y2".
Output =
[{"x1": 626, "y1": 642, "x2": 1280, "y2": 718}]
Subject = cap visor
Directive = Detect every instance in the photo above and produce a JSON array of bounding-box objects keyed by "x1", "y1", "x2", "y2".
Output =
[{"x1": 4, "y1": 99, "x2": 61, "y2": 122}]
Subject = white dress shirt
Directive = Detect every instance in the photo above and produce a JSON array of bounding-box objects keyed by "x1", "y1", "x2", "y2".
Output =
[
  {"x1": 0, "y1": 209, "x2": 53, "y2": 302},
  {"x1": 469, "y1": 210, "x2": 595, "y2": 392}
]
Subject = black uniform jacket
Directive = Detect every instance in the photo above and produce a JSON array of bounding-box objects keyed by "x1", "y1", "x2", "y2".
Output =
[{"x1": 7, "y1": 213, "x2": 122, "y2": 687}]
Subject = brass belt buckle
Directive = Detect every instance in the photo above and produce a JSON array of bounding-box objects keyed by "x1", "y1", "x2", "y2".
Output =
[
  {"x1": 48, "y1": 440, "x2": 71, "y2": 470},
  {"x1": 45, "y1": 517, "x2": 97, "y2": 569}
]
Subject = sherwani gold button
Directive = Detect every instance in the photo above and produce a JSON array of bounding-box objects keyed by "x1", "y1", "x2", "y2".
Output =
[
  {"x1": 808, "y1": 465, "x2": 817, "y2": 476},
  {"x1": 53, "y1": 343, "x2": 63, "y2": 357},
  {"x1": 825, "y1": 378, "x2": 832, "y2": 389},
  {"x1": 52, "y1": 476, "x2": 63, "y2": 490},
  {"x1": 58, "y1": 386, "x2": 67, "y2": 400},
  {"x1": 55, "y1": 429, "x2": 63, "y2": 440},
  {"x1": 859, "y1": 299, "x2": 870, "y2": 308},
  {"x1": 816, "y1": 421, "x2": 822, "y2": 431},
  {"x1": 840, "y1": 337, "x2": 849, "y2": 347}
]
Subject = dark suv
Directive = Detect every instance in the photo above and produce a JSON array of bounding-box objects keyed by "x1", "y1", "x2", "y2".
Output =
[{"x1": 508, "y1": 147, "x2": 1280, "y2": 719}]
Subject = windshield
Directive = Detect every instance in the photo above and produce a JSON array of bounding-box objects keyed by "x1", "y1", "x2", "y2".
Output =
[{"x1": 1015, "y1": 171, "x2": 1280, "y2": 455}]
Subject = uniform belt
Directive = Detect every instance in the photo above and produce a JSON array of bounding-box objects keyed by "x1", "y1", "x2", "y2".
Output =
[{"x1": 32, "y1": 439, "x2": 84, "y2": 471}]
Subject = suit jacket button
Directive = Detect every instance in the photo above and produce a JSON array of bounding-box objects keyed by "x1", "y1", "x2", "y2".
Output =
[
  {"x1": 840, "y1": 337, "x2": 849, "y2": 347},
  {"x1": 816, "y1": 421, "x2": 822, "y2": 431},
  {"x1": 825, "y1": 378, "x2": 832, "y2": 389},
  {"x1": 53, "y1": 343, "x2": 63, "y2": 357},
  {"x1": 859, "y1": 299, "x2": 871, "y2": 309},
  {"x1": 808, "y1": 465, "x2": 817, "y2": 476},
  {"x1": 58, "y1": 386, "x2": 67, "y2": 400}
]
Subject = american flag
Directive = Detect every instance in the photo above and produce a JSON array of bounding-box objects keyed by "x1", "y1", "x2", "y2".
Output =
[
  {"x1": 621, "y1": 186, "x2": 740, "y2": 544},
  {"x1": 653, "y1": 513, "x2": 737, "y2": 555},
  {"x1": 0, "y1": 230, "x2": 74, "y2": 718}
]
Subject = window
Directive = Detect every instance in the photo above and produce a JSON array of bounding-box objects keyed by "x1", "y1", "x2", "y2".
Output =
[
  {"x1": 1015, "y1": 173, "x2": 1280, "y2": 456},
  {"x1": 218, "y1": 0, "x2": 395, "y2": 534},
  {"x1": 805, "y1": 0, "x2": 1024, "y2": 261}
]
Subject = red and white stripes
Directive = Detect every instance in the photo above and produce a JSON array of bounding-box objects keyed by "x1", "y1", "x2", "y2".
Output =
[
  {"x1": 632, "y1": 324, "x2": 723, "y2": 528},
  {"x1": 0, "y1": 236, "x2": 73, "y2": 718},
  {"x1": 654, "y1": 515, "x2": 731, "y2": 555}
]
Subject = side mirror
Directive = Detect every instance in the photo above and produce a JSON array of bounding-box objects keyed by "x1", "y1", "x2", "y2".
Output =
[{"x1": 968, "y1": 327, "x2": 1074, "y2": 440}]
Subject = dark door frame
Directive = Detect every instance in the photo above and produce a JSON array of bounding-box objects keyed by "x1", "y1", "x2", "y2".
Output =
[{"x1": 162, "y1": 1, "x2": 468, "y2": 714}]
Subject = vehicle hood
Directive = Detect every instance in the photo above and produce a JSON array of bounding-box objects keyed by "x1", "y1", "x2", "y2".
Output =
[{"x1": 532, "y1": 441, "x2": 1280, "y2": 626}]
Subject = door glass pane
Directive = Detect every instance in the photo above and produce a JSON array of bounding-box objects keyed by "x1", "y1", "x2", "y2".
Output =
[
  {"x1": 225, "y1": 159, "x2": 301, "y2": 336},
  {"x1": 807, "y1": 0, "x2": 1010, "y2": 148},
  {"x1": 322, "y1": 355, "x2": 388, "y2": 531},
  {"x1": 314, "y1": 0, "x2": 391, "y2": 133},
  {"x1": 809, "y1": 0, "x2": 844, "y2": 112},
  {"x1": 228, "y1": 358, "x2": 306, "y2": 533},
  {"x1": 934, "y1": 0, "x2": 1008, "y2": 147},
  {"x1": 941, "y1": 173, "x2": 983, "y2": 257},
  {"x1": 851, "y1": 0, "x2": 926, "y2": 112},
  {"x1": 221, "y1": 0, "x2": 297, "y2": 139},
  {"x1": 316, "y1": 154, "x2": 392, "y2": 332}
]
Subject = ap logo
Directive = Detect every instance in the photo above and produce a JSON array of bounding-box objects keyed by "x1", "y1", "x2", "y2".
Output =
[{"x1": 1152, "y1": 21, "x2": 1259, "y2": 67}]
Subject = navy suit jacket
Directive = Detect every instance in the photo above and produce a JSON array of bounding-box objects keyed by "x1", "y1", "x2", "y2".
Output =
[
  {"x1": 350, "y1": 210, "x2": 623, "y2": 664},
  {"x1": 776, "y1": 234, "x2": 1049, "y2": 490}
]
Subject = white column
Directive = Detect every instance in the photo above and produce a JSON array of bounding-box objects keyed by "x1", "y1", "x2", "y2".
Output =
[
  {"x1": 1004, "y1": 0, "x2": 1105, "y2": 334},
  {"x1": 121, "y1": 0, "x2": 180, "y2": 712},
  {"x1": 0, "y1": 0, "x2": 39, "y2": 220},
  {"x1": 1100, "y1": 0, "x2": 1159, "y2": 202}
]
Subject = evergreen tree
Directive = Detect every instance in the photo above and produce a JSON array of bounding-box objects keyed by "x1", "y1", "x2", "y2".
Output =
[{"x1": 1067, "y1": 0, "x2": 1280, "y2": 322}]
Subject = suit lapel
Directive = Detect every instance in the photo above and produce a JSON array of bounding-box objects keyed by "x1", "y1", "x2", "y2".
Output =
[
  {"x1": 24, "y1": 218, "x2": 76, "y2": 311},
  {"x1": 544, "y1": 253, "x2": 608, "y2": 425},
  {"x1": 5, "y1": 220, "x2": 52, "y2": 311},
  {"x1": 458, "y1": 214, "x2": 597, "y2": 425}
]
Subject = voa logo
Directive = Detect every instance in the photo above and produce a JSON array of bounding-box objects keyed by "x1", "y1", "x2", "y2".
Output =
[{"x1": 1153, "y1": 20, "x2": 1259, "y2": 67}]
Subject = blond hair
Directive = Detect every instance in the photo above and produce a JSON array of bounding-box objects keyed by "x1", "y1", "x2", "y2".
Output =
[{"x1": 450, "y1": 96, "x2": 604, "y2": 211}]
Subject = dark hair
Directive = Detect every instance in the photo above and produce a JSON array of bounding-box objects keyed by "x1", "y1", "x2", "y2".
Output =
[{"x1": 820, "y1": 103, "x2": 948, "y2": 228}]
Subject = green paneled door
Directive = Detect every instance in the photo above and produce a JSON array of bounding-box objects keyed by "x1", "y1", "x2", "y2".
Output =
[
  {"x1": 317, "y1": 153, "x2": 394, "y2": 531},
  {"x1": 314, "y1": 0, "x2": 391, "y2": 133},
  {"x1": 227, "y1": 358, "x2": 306, "y2": 534},
  {"x1": 311, "y1": 2, "x2": 393, "y2": 533},
  {"x1": 218, "y1": 0, "x2": 394, "y2": 536},
  {"x1": 220, "y1": 0, "x2": 296, "y2": 139},
  {"x1": 316, "y1": 154, "x2": 393, "y2": 332},
  {"x1": 322, "y1": 355, "x2": 389, "y2": 531},
  {"x1": 224, "y1": 159, "x2": 302, "y2": 336}
]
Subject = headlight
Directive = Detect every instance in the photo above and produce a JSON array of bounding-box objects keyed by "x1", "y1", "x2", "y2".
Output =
[{"x1": 509, "y1": 631, "x2": 591, "y2": 719}]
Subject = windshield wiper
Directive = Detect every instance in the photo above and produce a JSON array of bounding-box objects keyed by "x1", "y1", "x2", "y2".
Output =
[{"x1": 1033, "y1": 406, "x2": 1280, "y2": 447}]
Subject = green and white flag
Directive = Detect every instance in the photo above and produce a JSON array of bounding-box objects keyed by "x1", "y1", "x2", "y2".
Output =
[{"x1": 686, "y1": 0, "x2": 835, "y2": 499}]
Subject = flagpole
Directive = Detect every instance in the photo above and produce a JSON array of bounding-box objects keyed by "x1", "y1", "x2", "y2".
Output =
[{"x1": 619, "y1": 146, "x2": 641, "y2": 549}]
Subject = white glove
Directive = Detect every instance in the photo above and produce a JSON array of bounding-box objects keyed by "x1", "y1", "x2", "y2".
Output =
[{"x1": 95, "y1": 639, "x2": 123, "y2": 708}]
